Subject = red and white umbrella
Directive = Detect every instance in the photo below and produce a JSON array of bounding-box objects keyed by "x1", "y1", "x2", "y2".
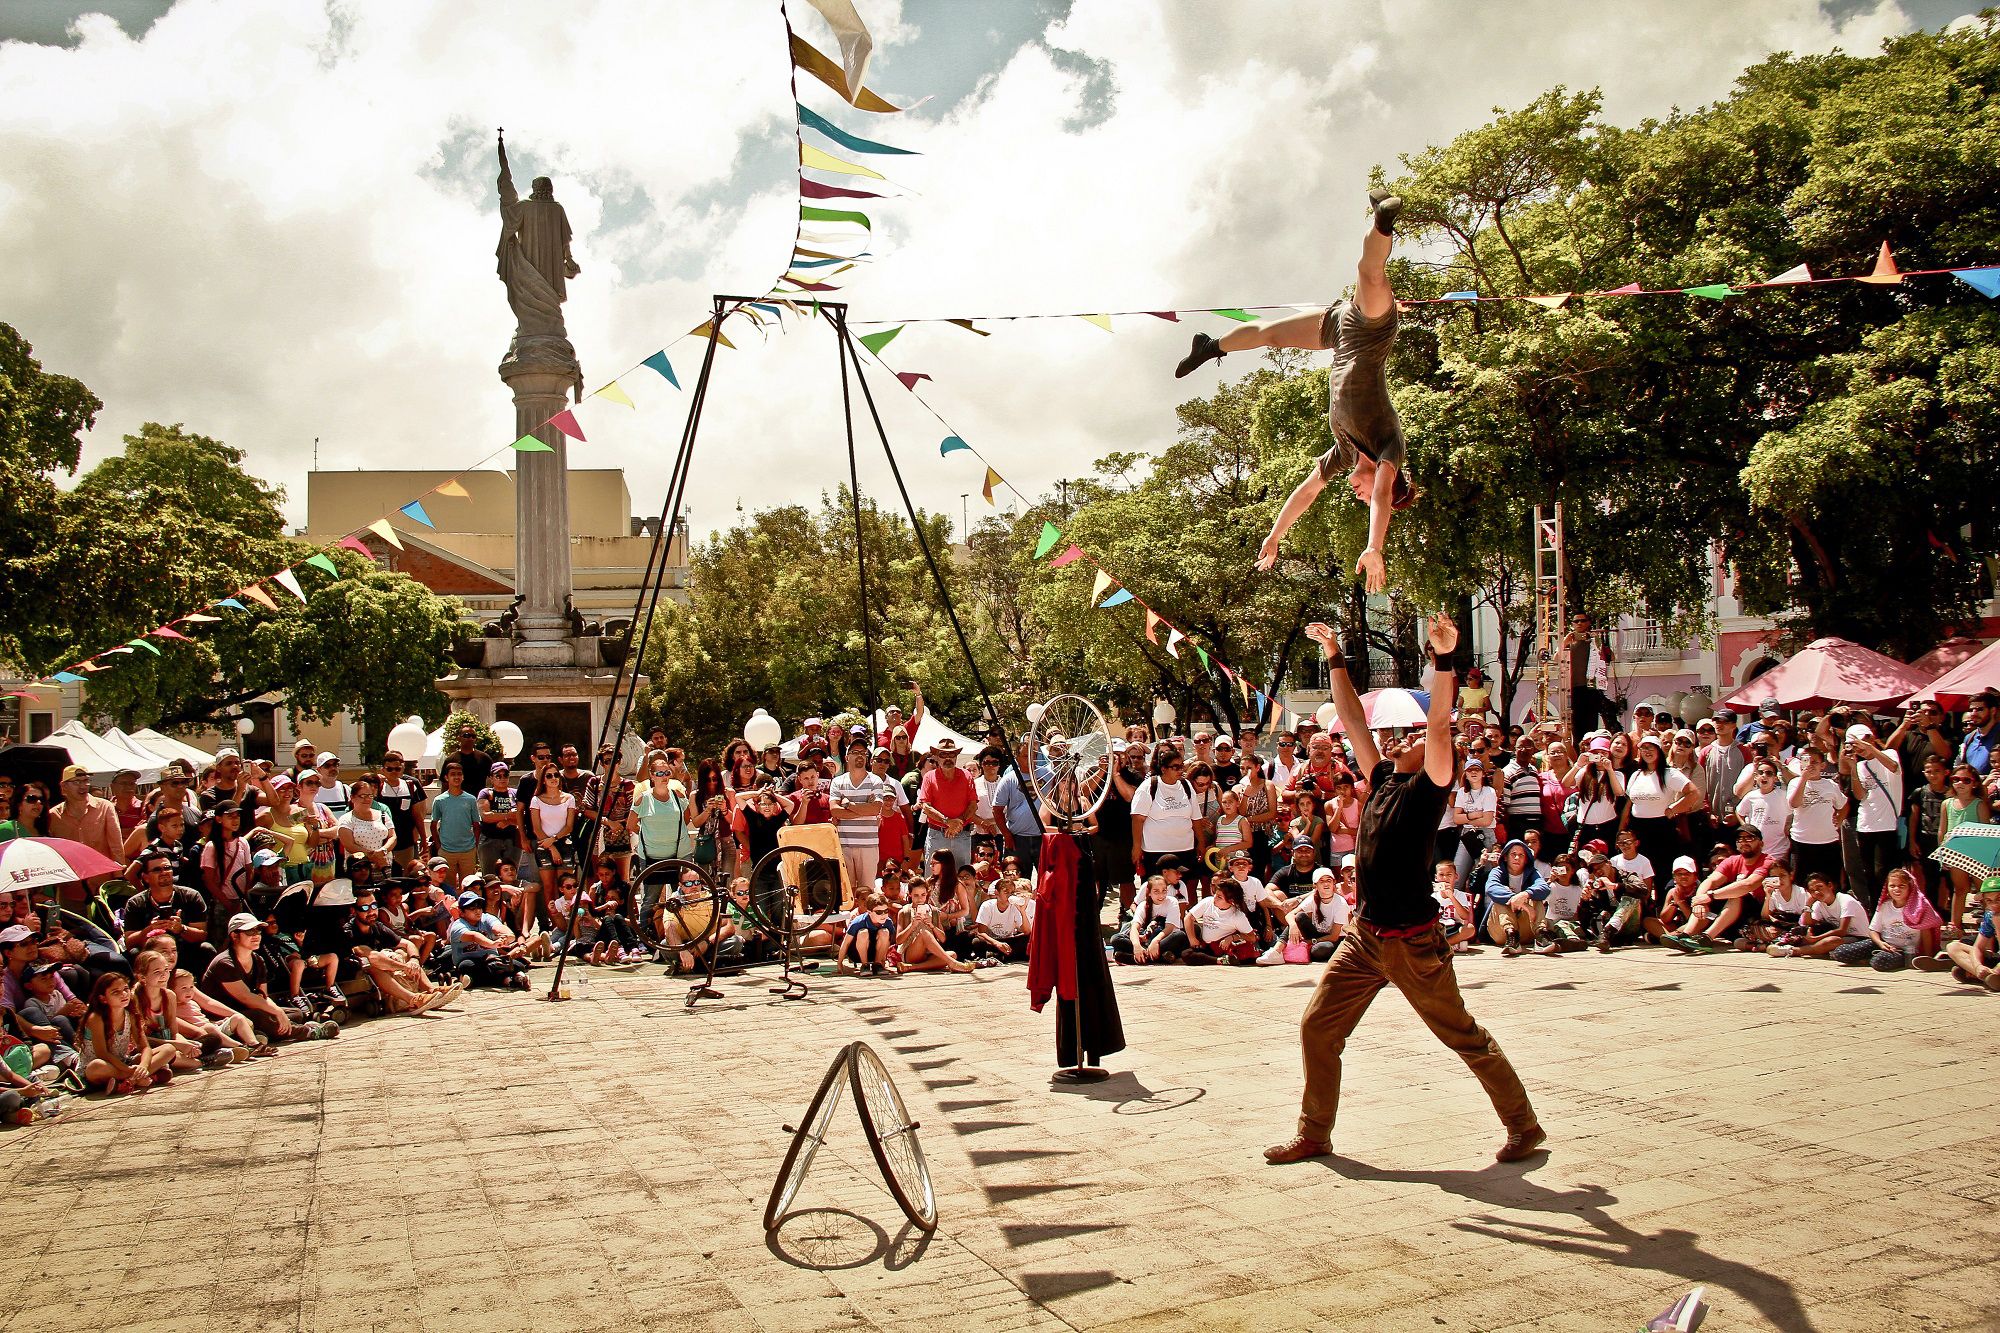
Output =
[{"x1": 0, "y1": 837, "x2": 124, "y2": 893}]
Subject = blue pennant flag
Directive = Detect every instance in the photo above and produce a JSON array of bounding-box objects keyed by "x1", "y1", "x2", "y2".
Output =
[
  {"x1": 52, "y1": 672, "x2": 85, "y2": 683},
  {"x1": 797, "y1": 103, "x2": 917, "y2": 156},
  {"x1": 217, "y1": 598, "x2": 248, "y2": 611},
  {"x1": 399, "y1": 500, "x2": 435, "y2": 528},
  {"x1": 1099, "y1": 589, "x2": 1135, "y2": 609},
  {"x1": 1442, "y1": 290, "x2": 1479, "y2": 302},
  {"x1": 1954, "y1": 268, "x2": 2000, "y2": 299},
  {"x1": 642, "y1": 351, "x2": 680, "y2": 388},
  {"x1": 940, "y1": 436, "x2": 970, "y2": 456}
]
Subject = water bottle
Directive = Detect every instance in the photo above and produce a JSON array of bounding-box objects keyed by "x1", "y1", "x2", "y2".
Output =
[{"x1": 33, "y1": 1096, "x2": 63, "y2": 1121}]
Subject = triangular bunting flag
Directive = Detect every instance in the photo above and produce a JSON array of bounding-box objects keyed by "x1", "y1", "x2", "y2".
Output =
[
  {"x1": 592, "y1": 382, "x2": 635, "y2": 409},
  {"x1": 799, "y1": 179, "x2": 883, "y2": 201},
  {"x1": 1210, "y1": 308, "x2": 1255, "y2": 322},
  {"x1": 76, "y1": 662, "x2": 109, "y2": 673},
  {"x1": 511, "y1": 434, "x2": 556, "y2": 453},
  {"x1": 1165, "y1": 628, "x2": 1184, "y2": 659},
  {"x1": 782, "y1": 275, "x2": 842, "y2": 293},
  {"x1": 1049, "y1": 545, "x2": 1083, "y2": 568},
  {"x1": 799, "y1": 204, "x2": 873, "y2": 232},
  {"x1": 939, "y1": 436, "x2": 970, "y2": 456},
  {"x1": 127, "y1": 638, "x2": 161, "y2": 655},
  {"x1": 304, "y1": 553, "x2": 341, "y2": 578},
  {"x1": 241, "y1": 586, "x2": 279, "y2": 611},
  {"x1": 1033, "y1": 522, "x2": 1062, "y2": 561},
  {"x1": 796, "y1": 103, "x2": 917, "y2": 156},
  {"x1": 51, "y1": 672, "x2": 85, "y2": 683},
  {"x1": 1079, "y1": 313, "x2": 1112, "y2": 332},
  {"x1": 1194, "y1": 643, "x2": 1210, "y2": 669},
  {"x1": 787, "y1": 31, "x2": 914, "y2": 114},
  {"x1": 981, "y1": 467, "x2": 1001, "y2": 505},
  {"x1": 859, "y1": 326, "x2": 903, "y2": 355},
  {"x1": 691, "y1": 321, "x2": 736, "y2": 349},
  {"x1": 217, "y1": 598, "x2": 248, "y2": 611},
  {"x1": 181, "y1": 612, "x2": 221, "y2": 623},
  {"x1": 1765, "y1": 262, "x2": 1812, "y2": 285},
  {"x1": 1684, "y1": 284, "x2": 1736, "y2": 300},
  {"x1": 1147, "y1": 311, "x2": 1181, "y2": 321},
  {"x1": 1521, "y1": 293, "x2": 1571, "y2": 309},
  {"x1": 1239, "y1": 675, "x2": 1253, "y2": 706},
  {"x1": 151, "y1": 625, "x2": 191, "y2": 641},
  {"x1": 337, "y1": 537, "x2": 373, "y2": 557},
  {"x1": 1220, "y1": 664, "x2": 1236, "y2": 682},
  {"x1": 800, "y1": 142, "x2": 884, "y2": 180},
  {"x1": 101, "y1": 647, "x2": 133, "y2": 655},
  {"x1": 368, "y1": 519, "x2": 404, "y2": 549},
  {"x1": 1856, "y1": 241, "x2": 1902, "y2": 285},
  {"x1": 1099, "y1": 589, "x2": 1134, "y2": 608},
  {"x1": 895, "y1": 372, "x2": 931, "y2": 390},
  {"x1": 1143, "y1": 609, "x2": 1161, "y2": 644},
  {"x1": 1090, "y1": 570, "x2": 1114, "y2": 605},
  {"x1": 1599, "y1": 282, "x2": 1643, "y2": 295},
  {"x1": 1441, "y1": 290, "x2": 1479, "y2": 302},
  {"x1": 945, "y1": 319, "x2": 989, "y2": 335},
  {"x1": 641, "y1": 351, "x2": 680, "y2": 388},
  {"x1": 547, "y1": 410, "x2": 585, "y2": 442},
  {"x1": 273, "y1": 569, "x2": 307, "y2": 603},
  {"x1": 1954, "y1": 268, "x2": 2000, "y2": 298},
  {"x1": 399, "y1": 501, "x2": 436, "y2": 528},
  {"x1": 434, "y1": 479, "x2": 470, "y2": 498}
]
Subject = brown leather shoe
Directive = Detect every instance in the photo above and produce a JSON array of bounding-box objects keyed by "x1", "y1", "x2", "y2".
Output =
[
  {"x1": 1263, "y1": 1135, "x2": 1332, "y2": 1164},
  {"x1": 1495, "y1": 1122, "x2": 1547, "y2": 1163}
]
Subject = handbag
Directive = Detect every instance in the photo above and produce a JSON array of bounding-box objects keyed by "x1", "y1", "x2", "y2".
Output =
[{"x1": 1282, "y1": 936, "x2": 1310, "y2": 964}]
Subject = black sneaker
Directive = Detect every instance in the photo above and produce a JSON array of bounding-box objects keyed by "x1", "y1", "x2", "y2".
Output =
[
  {"x1": 1369, "y1": 188, "x2": 1404, "y2": 236},
  {"x1": 1174, "y1": 332, "x2": 1224, "y2": 379},
  {"x1": 1500, "y1": 931, "x2": 1521, "y2": 957}
]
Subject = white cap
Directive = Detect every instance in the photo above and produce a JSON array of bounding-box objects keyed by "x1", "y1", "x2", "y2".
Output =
[
  {"x1": 316, "y1": 751, "x2": 339, "y2": 766},
  {"x1": 1672, "y1": 855, "x2": 1697, "y2": 874},
  {"x1": 1311, "y1": 867, "x2": 1336, "y2": 882},
  {"x1": 213, "y1": 746, "x2": 240, "y2": 760},
  {"x1": 1339, "y1": 853, "x2": 1357, "y2": 869},
  {"x1": 1845, "y1": 722, "x2": 1876, "y2": 742}
]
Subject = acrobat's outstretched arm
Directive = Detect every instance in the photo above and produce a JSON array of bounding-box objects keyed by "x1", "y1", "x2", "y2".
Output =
[{"x1": 1256, "y1": 466, "x2": 1327, "y2": 571}]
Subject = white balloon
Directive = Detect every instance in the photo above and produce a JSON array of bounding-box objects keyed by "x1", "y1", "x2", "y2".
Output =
[
  {"x1": 492, "y1": 720, "x2": 524, "y2": 759},
  {"x1": 743, "y1": 708, "x2": 782, "y2": 751},
  {"x1": 1315, "y1": 702, "x2": 1339, "y2": 730},
  {"x1": 384, "y1": 722, "x2": 428, "y2": 760},
  {"x1": 1025, "y1": 702, "x2": 1045, "y2": 725}
]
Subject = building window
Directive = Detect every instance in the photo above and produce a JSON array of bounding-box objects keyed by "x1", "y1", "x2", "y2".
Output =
[{"x1": 28, "y1": 712, "x2": 53, "y2": 743}]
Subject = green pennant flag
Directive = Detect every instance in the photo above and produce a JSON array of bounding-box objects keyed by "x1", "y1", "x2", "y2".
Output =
[
  {"x1": 1194, "y1": 643, "x2": 1210, "y2": 669},
  {"x1": 1211, "y1": 309, "x2": 1256, "y2": 322},
  {"x1": 800, "y1": 204, "x2": 872, "y2": 233},
  {"x1": 1033, "y1": 522, "x2": 1062, "y2": 561},
  {"x1": 1684, "y1": 284, "x2": 1736, "y2": 300},
  {"x1": 859, "y1": 326, "x2": 903, "y2": 356},
  {"x1": 128, "y1": 638, "x2": 162, "y2": 656},
  {"x1": 511, "y1": 434, "x2": 556, "y2": 454},
  {"x1": 304, "y1": 553, "x2": 341, "y2": 578}
]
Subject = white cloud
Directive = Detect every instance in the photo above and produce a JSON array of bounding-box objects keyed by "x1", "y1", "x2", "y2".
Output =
[{"x1": 0, "y1": 0, "x2": 1920, "y2": 545}]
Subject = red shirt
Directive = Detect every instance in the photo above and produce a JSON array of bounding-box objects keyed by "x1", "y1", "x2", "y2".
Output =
[
  {"x1": 876, "y1": 716, "x2": 920, "y2": 750},
  {"x1": 919, "y1": 766, "x2": 975, "y2": 828},
  {"x1": 1713, "y1": 852, "x2": 1772, "y2": 899}
]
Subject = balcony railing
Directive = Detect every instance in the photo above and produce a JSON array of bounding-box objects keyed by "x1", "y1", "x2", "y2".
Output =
[{"x1": 1618, "y1": 622, "x2": 1686, "y2": 662}]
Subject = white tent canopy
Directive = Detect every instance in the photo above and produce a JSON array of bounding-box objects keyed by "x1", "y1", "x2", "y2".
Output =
[
  {"x1": 45, "y1": 720, "x2": 164, "y2": 782},
  {"x1": 781, "y1": 710, "x2": 978, "y2": 764},
  {"x1": 127, "y1": 728, "x2": 215, "y2": 768},
  {"x1": 99, "y1": 728, "x2": 178, "y2": 780}
]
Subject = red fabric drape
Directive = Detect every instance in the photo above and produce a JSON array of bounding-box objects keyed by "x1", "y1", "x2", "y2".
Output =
[{"x1": 1027, "y1": 834, "x2": 1077, "y2": 1013}]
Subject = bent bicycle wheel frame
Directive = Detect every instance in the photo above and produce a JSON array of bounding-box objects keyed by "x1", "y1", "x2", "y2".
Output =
[
  {"x1": 743, "y1": 844, "x2": 842, "y2": 942},
  {"x1": 850, "y1": 1042, "x2": 937, "y2": 1232},
  {"x1": 633, "y1": 858, "x2": 721, "y2": 951},
  {"x1": 765, "y1": 1041, "x2": 854, "y2": 1231}
]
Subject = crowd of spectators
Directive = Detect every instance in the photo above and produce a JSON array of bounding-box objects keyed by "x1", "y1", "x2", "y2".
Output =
[{"x1": 3, "y1": 675, "x2": 1998, "y2": 1124}]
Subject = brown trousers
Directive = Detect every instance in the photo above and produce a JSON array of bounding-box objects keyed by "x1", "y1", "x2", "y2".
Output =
[{"x1": 1298, "y1": 920, "x2": 1535, "y2": 1141}]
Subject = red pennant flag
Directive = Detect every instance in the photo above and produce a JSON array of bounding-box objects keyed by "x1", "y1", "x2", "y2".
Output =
[
  {"x1": 1147, "y1": 311, "x2": 1181, "y2": 321},
  {"x1": 1143, "y1": 609, "x2": 1161, "y2": 644},
  {"x1": 1049, "y1": 545, "x2": 1084, "y2": 568},
  {"x1": 1598, "y1": 282, "x2": 1643, "y2": 295},
  {"x1": 151, "y1": 625, "x2": 191, "y2": 641},
  {"x1": 548, "y1": 409, "x2": 585, "y2": 441},
  {"x1": 337, "y1": 536, "x2": 373, "y2": 557},
  {"x1": 895, "y1": 372, "x2": 931, "y2": 390}
]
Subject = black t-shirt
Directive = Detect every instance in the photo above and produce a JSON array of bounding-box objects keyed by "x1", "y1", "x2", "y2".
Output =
[
  {"x1": 1355, "y1": 760, "x2": 1448, "y2": 929},
  {"x1": 376, "y1": 780, "x2": 424, "y2": 849},
  {"x1": 200, "y1": 949, "x2": 269, "y2": 1011},
  {"x1": 122, "y1": 885, "x2": 209, "y2": 939},
  {"x1": 479, "y1": 786, "x2": 520, "y2": 840},
  {"x1": 1270, "y1": 864, "x2": 1318, "y2": 900},
  {"x1": 341, "y1": 918, "x2": 401, "y2": 953},
  {"x1": 741, "y1": 807, "x2": 787, "y2": 866},
  {"x1": 1095, "y1": 766, "x2": 1145, "y2": 851},
  {"x1": 1213, "y1": 761, "x2": 1242, "y2": 790},
  {"x1": 446, "y1": 748, "x2": 495, "y2": 787}
]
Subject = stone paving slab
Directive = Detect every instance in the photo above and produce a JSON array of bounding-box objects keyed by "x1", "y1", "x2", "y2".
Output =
[{"x1": 3, "y1": 947, "x2": 1999, "y2": 1331}]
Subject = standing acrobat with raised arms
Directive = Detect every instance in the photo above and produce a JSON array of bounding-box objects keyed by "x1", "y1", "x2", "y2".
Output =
[{"x1": 1173, "y1": 188, "x2": 1414, "y2": 594}]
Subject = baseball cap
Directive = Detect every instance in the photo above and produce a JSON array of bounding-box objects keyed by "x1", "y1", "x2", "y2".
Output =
[
  {"x1": 460, "y1": 873, "x2": 487, "y2": 890},
  {"x1": 1758, "y1": 700, "x2": 1782, "y2": 716},
  {"x1": 1980, "y1": 875, "x2": 2000, "y2": 894},
  {"x1": 804, "y1": 717, "x2": 824, "y2": 728},
  {"x1": 251, "y1": 849, "x2": 283, "y2": 868},
  {"x1": 1634, "y1": 703, "x2": 1656, "y2": 714},
  {"x1": 1672, "y1": 855, "x2": 1698, "y2": 874},
  {"x1": 268, "y1": 773, "x2": 295, "y2": 791},
  {"x1": 214, "y1": 746, "x2": 240, "y2": 760},
  {"x1": 1711, "y1": 709, "x2": 1736, "y2": 724},
  {"x1": 1587, "y1": 738, "x2": 1612, "y2": 754},
  {"x1": 457, "y1": 891, "x2": 486, "y2": 909},
  {"x1": 225, "y1": 912, "x2": 262, "y2": 935},
  {"x1": 1463, "y1": 758, "x2": 1484, "y2": 770},
  {"x1": 489, "y1": 761, "x2": 508, "y2": 774},
  {"x1": 60, "y1": 764, "x2": 88, "y2": 783},
  {"x1": 1289, "y1": 839, "x2": 1315, "y2": 854},
  {"x1": 1845, "y1": 722, "x2": 1876, "y2": 742},
  {"x1": 23, "y1": 961, "x2": 61, "y2": 981},
  {"x1": 427, "y1": 856, "x2": 450, "y2": 871},
  {"x1": 163, "y1": 759, "x2": 195, "y2": 778},
  {"x1": 0, "y1": 925, "x2": 35, "y2": 946},
  {"x1": 1339, "y1": 853, "x2": 1356, "y2": 869},
  {"x1": 1312, "y1": 867, "x2": 1336, "y2": 882},
  {"x1": 1227, "y1": 850, "x2": 1253, "y2": 865},
  {"x1": 316, "y1": 751, "x2": 339, "y2": 766},
  {"x1": 1587, "y1": 851, "x2": 1611, "y2": 866},
  {"x1": 1214, "y1": 736, "x2": 1235, "y2": 750},
  {"x1": 1582, "y1": 839, "x2": 1609, "y2": 856}
]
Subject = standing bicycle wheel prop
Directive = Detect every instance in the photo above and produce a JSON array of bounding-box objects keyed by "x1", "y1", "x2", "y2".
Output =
[
  {"x1": 739, "y1": 844, "x2": 843, "y2": 1001},
  {"x1": 766, "y1": 1040, "x2": 937, "y2": 1235},
  {"x1": 1024, "y1": 695, "x2": 1126, "y2": 1084},
  {"x1": 634, "y1": 858, "x2": 729, "y2": 1009},
  {"x1": 1025, "y1": 694, "x2": 1114, "y2": 830}
]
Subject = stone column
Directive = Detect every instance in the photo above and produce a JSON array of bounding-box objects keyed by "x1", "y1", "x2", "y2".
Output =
[{"x1": 500, "y1": 334, "x2": 582, "y2": 667}]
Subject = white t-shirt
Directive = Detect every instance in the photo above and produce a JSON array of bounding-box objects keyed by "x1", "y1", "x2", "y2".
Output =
[
  {"x1": 1624, "y1": 768, "x2": 1692, "y2": 820},
  {"x1": 1809, "y1": 892, "x2": 1871, "y2": 939},
  {"x1": 1870, "y1": 899, "x2": 1922, "y2": 955},
  {"x1": 1227, "y1": 874, "x2": 1273, "y2": 910},
  {"x1": 1130, "y1": 777, "x2": 1198, "y2": 853},
  {"x1": 1453, "y1": 785, "x2": 1498, "y2": 829},
  {"x1": 976, "y1": 899, "x2": 1026, "y2": 938},
  {"x1": 530, "y1": 793, "x2": 575, "y2": 839},
  {"x1": 1852, "y1": 758, "x2": 1903, "y2": 835},
  {"x1": 1186, "y1": 897, "x2": 1252, "y2": 942},
  {"x1": 1609, "y1": 852, "x2": 1655, "y2": 886},
  {"x1": 830, "y1": 772, "x2": 895, "y2": 848},
  {"x1": 1433, "y1": 882, "x2": 1474, "y2": 923},
  {"x1": 1543, "y1": 876, "x2": 1587, "y2": 922},
  {"x1": 1787, "y1": 777, "x2": 1848, "y2": 845},
  {"x1": 1292, "y1": 891, "x2": 1350, "y2": 933},
  {"x1": 1766, "y1": 883, "x2": 1809, "y2": 918},
  {"x1": 1131, "y1": 896, "x2": 1182, "y2": 932},
  {"x1": 972, "y1": 773, "x2": 999, "y2": 822},
  {"x1": 1270, "y1": 756, "x2": 1302, "y2": 791},
  {"x1": 1735, "y1": 787, "x2": 1792, "y2": 860}
]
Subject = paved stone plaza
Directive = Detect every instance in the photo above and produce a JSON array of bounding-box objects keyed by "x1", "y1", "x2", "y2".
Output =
[{"x1": 5, "y1": 947, "x2": 1999, "y2": 1332}]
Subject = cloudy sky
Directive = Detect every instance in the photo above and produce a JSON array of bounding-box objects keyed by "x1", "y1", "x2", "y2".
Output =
[{"x1": 0, "y1": 0, "x2": 1979, "y2": 543}]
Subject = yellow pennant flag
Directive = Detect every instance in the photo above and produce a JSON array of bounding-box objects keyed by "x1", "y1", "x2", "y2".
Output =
[
  {"x1": 801, "y1": 143, "x2": 884, "y2": 180},
  {"x1": 593, "y1": 382, "x2": 635, "y2": 409},
  {"x1": 1090, "y1": 569, "x2": 1113, "y2": 604},
  {"x1": 692, "y1": 321, "x2": 737, "y2": 349},
  {"x1": 1857, "y1": 241, "x2": 1903, "y2": 285},
  {"x1": 1521, "y1": 292, "x2": 1571, "y2": 309},
  {"x1": 1079, "y1": 313, "x2": 1112, "y2": 332},
  {"x1": 434, "y1": 479, "x2": 470, "y2": 498},
  {"x1": 367, "y1": 518, "x2": 404, "y2": 550},
  {"x1": 982, "y1": 467, "x2": 1001, "y2": 505}
]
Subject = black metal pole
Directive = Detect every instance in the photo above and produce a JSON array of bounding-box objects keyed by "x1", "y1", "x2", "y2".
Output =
[{"x1": 832, "y1": 308, "x2": 881, "y2": 727}]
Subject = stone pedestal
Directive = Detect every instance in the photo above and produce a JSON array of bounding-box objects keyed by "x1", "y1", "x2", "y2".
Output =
[
  {"x1": 438, "y1": 655, "x2": 644, "y2": 761},
  {"x1": 500, "y1": 334, "x2": 583, "y2": 664}
]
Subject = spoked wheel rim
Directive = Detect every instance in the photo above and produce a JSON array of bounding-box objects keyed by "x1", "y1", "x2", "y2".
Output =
[
  {"x1": 745, "y1": 844, "x2": 843, "y2": 943},
  {"x1": 765, "y1": 1042, "x2": 854, "y2": 1231},
  {"x1": 1028, "y1": 694, "x2": 1114, "y2": 826},
  {"x1": 849, "y1": 1042, "x2": 937, "y2": 1231},
  {"x1": 633, "y1": 858, "x2": 720, "y2": 952}
]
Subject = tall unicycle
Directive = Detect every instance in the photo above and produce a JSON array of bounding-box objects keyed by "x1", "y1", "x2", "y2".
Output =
[
  {"x1": 743, "y1": 843, "x2": 842, "y2": 1000},
  {"x1": 1025, "y1": 695, "x2": 1122, "y2": 1083}
]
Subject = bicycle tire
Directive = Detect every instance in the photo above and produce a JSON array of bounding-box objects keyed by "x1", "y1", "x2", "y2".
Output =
[
  {"x1": 633, "y1": 858, "x2": 722, "y2": 952},
  {"x1": 743, "y1": 844, "x2": 842, "y2": 942},
  {"x1": 764, "y1": 1041, "x2": 854, "y2": 1231},
  {"x1": 849, "y1": 1042, "x2": 937, "y2": 1232}
]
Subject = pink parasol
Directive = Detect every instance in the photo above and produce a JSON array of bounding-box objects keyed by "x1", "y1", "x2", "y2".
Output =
[
  {"x1": 1717, "y1": 637, "x2": 1931, "y2": 712},
  {"x1": 0, "y1": 836, "x2": 123, "y2": 893},
  {"x1": 1906, "y1": 638, "x2": 2000, "y2": 711}
]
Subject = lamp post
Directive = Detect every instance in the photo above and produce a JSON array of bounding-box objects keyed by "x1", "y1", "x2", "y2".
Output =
[
  {"x1": 1151, "y1": 697, "x2": 1176, "y2": 740},
  {"x1": 744, "y1": 708, "x2": 782, "y2": 751}
]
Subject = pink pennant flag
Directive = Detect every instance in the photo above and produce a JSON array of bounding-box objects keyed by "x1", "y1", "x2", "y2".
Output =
[
  {"x1": 895, "y1": 372, "x2": 931, "y2": 390},
  {"x1": 1220, "y1": 663, "x2": 1236, "y2": 682},
  {"x1": 547, "y1": 409, "x2": 586, "y2": 441},
  {"x1": 1049, "y1": 544, "x2": 1084, "y2": 568},
  {"x1": 1598, "y1": 282, "x2": 1643, "y2": 296},
  {"x1": 151, "y1": 625, "x2": 191, "y2": 641},
  {"x1": 337, "y1": 536, "x2": 373, "y2": 557},
  {"x1": 1143, "y1": 609, "x2": 1161, "y2": 644}
]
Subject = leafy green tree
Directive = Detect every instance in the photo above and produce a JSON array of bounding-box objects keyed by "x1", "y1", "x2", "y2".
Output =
[{"x1": 0, "y1": 323, "x2": 100, "y2": 662}]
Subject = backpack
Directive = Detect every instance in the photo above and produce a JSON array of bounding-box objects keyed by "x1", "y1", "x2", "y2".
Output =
[{"x1": 1142, "y1": 776, "x2": 1195, "y2": 809}]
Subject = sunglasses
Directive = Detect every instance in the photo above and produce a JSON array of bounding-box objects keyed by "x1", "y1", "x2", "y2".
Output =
[{"x1": 18, "y1": 795, "x2": 43, "y2": 804}]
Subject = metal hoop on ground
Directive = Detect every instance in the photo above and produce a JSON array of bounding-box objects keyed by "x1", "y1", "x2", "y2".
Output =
[
  {"x1": 765, "y1": 1042, "x2": 853, "y2": 1232},
  {"x1": 634, "y1": 857, "x2": 723, "y2": 954},
  {"x1": 849, "y1": 1042, "x2": 938, "y2": 1232}
]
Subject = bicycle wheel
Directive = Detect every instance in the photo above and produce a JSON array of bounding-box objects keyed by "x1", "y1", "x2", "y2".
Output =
[
  {"x1": 764, "y1": 1042, "x2": 854, "y2": 1231},
  {"x1": 743, "y1": 844, "x2": 842, "y2": 942},
  {"x1": 634, "y1": 859, "x2": 721, "y2": 952},
  {"x1": 849, "y1": 1042, "x2": 937, "y2": 1232}
]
